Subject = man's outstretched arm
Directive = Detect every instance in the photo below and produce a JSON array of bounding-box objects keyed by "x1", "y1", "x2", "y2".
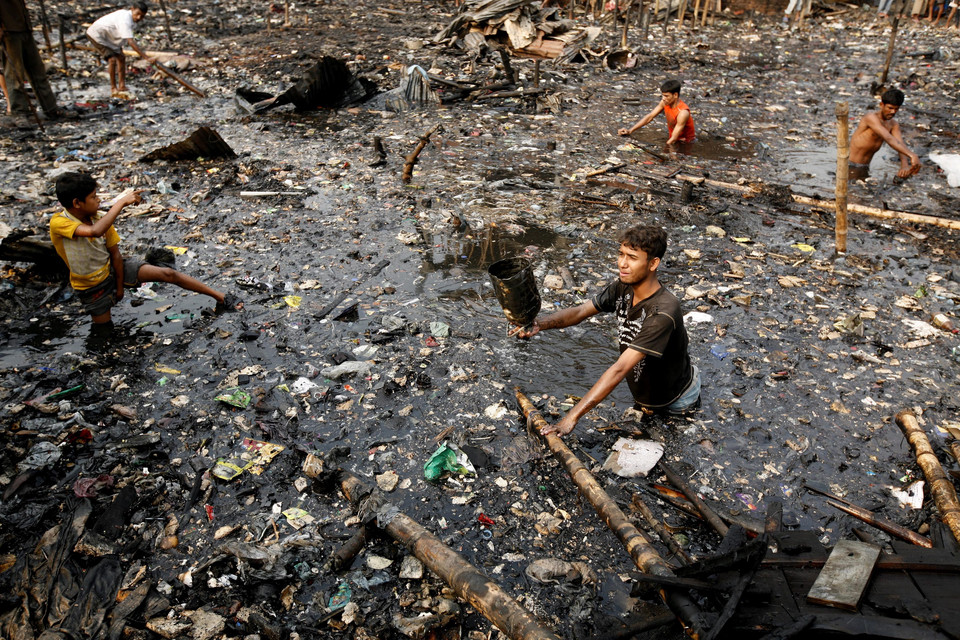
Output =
[
  {"x1": 619, "y1": 102, "x2": 664, "y2": 136},
  {"x1": 866, "y1": 116, "x2": 920, "y2": 173},
  {"x1": 541, "y1": 347, "x2": 646, "y2": 436},
  {"x1": 511, "y1": 300, "x2": 599, "y2": 338},
  {"x1": 889, "y1": 121, "x2": 921, "y2": 177}
]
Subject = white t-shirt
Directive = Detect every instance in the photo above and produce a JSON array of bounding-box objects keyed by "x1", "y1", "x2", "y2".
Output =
[{"x1": 86, "y1": 9, "x2": 135, "y2": 49}]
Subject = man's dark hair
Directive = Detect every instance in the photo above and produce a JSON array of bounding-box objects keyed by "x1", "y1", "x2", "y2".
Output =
[
  {"x1": 619, "y1": 225, "x2": 667, "y2": 260},
  {"x1": 880, "y1": 88, "x2": 904, "y2": 106},
  {"x1": 134, "y1": 1, "x2": 149, "y2": 14},
  {"x1": 660, "y1": 79, "x2": 682, "y2": 95},
  {"x1": 56, "y1": 172, "x2": 98, "y2": 209}
]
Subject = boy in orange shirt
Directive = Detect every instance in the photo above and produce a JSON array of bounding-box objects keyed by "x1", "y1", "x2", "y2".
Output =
[
  {"x1": 619, "y1": 79, "x2": 696, "y2": 145},
  {"x1": 50, "y1": 172, "x2": 240, "y2": 327}
]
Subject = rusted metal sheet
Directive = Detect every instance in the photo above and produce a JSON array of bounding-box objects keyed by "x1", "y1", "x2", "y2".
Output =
[{"x1": 140, "y1": 126, "x2": 236, "y2": 162}]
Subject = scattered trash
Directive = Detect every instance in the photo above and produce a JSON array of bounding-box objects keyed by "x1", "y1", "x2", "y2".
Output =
[
  {"x1": 525, "y1": 558, "x2": 598, "y2": 585},
  {"x1": 212, "y1": 438, "x2": 285, "y2": 481},
  {"x1": 215, "y1": 387, "x2": 252, "y2": 408},
  {"x1": 890, "y1": 480, "x2": 925, "y2": 509},
  {"x1": 424, "y1": 442, "x2": 477, "y2": 481},
  {"x1": 601, "y1": 438, "x2": 664, "y2": 478}
]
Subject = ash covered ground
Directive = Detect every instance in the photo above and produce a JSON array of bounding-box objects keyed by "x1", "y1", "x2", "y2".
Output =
[{"x1": 1, "y1": 1, "x2": 959, "y2": 638}]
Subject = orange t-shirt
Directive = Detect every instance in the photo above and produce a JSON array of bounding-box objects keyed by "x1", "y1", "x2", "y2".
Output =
[{"x1": 663, "y1": 99, "x2": 695, "y2": 143}]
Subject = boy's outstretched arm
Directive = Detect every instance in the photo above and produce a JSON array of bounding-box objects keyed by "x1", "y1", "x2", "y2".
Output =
[
  {"x1": 73, "y1": 191, "x2": 143, "y2": 238},
  {"x1": 619, "y1": 102, "x2": 665, "y2": 136}
]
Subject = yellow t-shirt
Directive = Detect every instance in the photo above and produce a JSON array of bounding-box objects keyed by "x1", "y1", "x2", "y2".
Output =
[{"x1": 49, "y1": 211, "x2": 121, "y2": 290}]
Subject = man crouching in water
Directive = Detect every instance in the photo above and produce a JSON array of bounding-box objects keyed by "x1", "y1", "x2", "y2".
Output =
[
  {"x1": 849, "y1": 89, "x2": 921, "y2": 179},
  {"x1": 512, "y1": 225, "x2": 700, "y2": 437}
]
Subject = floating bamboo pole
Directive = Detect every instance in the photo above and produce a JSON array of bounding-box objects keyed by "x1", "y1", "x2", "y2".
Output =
[
  {"x1": 339, "y1": 471, "x2": 560, "y2": 640},
  {"x1": 895, "y1": 410, "x2": 960, "y2": 546},
  {"x1": 835, "y1": 102, "x2": 849, "y2": 254},
  {"x1": 516, "y1": 390, "x2": 707, "y2": 638}
]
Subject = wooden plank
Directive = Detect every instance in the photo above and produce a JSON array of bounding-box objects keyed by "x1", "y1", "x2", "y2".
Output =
[{"x1": 806, "y1": 540, "x2": 881, "y2": 610}]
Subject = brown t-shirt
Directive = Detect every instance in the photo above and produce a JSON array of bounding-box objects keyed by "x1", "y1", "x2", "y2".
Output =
[
  {"x1": 593, "y1": 281, "x2": 693, "y2": 408},
  {"x1": 0, "y1": 0, "x2": 32, "y2": 33}
]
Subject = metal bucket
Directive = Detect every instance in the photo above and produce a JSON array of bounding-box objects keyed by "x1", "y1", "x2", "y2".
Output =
[{"x1": 488, "y1": 257, "x2": 541, "y2": 327}]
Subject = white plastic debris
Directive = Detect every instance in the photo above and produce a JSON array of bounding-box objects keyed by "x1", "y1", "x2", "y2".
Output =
[
  {"x1": 683, "y1": 311, "x2": 714, "y2": 324},
  {"x1": 601, "y1": 438, "x2": 664, "y2": 478},
  {"x1": 890, "y1": 480, "x2": 924, "y2": 509},
  {"x1": 290, "y1": 377, "x2": 319, "y2": 394},
  {"x1": 929, "y1": 152, "x2": 960, "y2": 187}
]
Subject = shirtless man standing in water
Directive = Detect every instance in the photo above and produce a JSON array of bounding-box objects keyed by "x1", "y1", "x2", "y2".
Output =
[{"x1": 849, "y1": 89, "x2": 921, "y2": 179}]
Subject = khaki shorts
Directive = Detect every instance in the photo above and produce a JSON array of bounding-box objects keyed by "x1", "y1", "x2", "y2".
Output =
[
  {"x1": 76, "y1": 257, "x2": 144, "y2": 316},
  {"x1": 87, "y1": 35, "x2": 124, "y2": 60}
]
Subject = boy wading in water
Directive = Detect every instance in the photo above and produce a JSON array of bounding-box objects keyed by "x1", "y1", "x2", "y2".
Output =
[
  {"x1": 50, "y1": 172, "x2": 241, "y2": 328},
  {"x1": 619, "y1": 79, "x2": 696, "y2": 146}
]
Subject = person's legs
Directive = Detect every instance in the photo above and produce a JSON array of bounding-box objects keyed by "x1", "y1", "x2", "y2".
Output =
[
  {"x1": 16, "y1": 34, "x2": 58, "y2": 114},
  {"x1": 116, "y1": 53, "x2": 127, "y2": 92},
  {"x1": 137, "y1": 264, "x2": 225, "y2": 303}
]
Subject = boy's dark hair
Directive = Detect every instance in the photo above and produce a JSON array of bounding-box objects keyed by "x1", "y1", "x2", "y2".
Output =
[
  {"x1": 880, "y1": 88, "x2": 904, "y2": 106},
  {"x1": 134, "y1": 1, "x2": 149, "y2": 13},
  {"x1": 56, "y1": 172, "x2": 98, "y2": 209},
  {"x1": 660, "y1": 79, "x2": 682, "y2": 95},
  {"x1": 619, "y1": 225, "x2": 667, "y2": 260}
]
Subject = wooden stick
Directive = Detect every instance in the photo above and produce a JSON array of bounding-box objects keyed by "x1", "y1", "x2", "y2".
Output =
[
  {"x1": 339, "y1": 471, "x2": 561, "y2": 640},
  {"x1": 835, "y1": 102, "x2": 849, "y2": 254},
  {"x1": 804, "y1": 482, "x2": 933, "y2": 548},
  {"x1": 896, "y1": 410, "x2": 960, "y2": 546},
  {"x1": 516, "y1": 390, "x2": 706, "y2": 637},
  {"x1": 149, "y1": 59, "x2": 206, "y2": 98},
  {"x1": 473, "y1": 88, "x2": 545, "y2": 101},
  {"x1": 157, "y1": 0, "x2": 173, "y2": 42},
  {"x1": 659, "y1": 462, "x2": 729, "y2": 537},
  {"x1": 58, "y1": 16, "x2": 68, "y2": 70},
  {"x1": 880, "y1": 14, "x2": 900, "y2": 87},
  {"x1": 677, "y1": 0, "x2": 688, "y2": 27},
  {"x1": 631, "y1": 493, "x2": 694, "y2": 564},
  {"x1": 36, "y1": 0, "x2": 53, "y2": 48},
  {"x1": 826, "y1": 499, "x2": 933, "y2": 548},
  {"x1": 692, "y1": 0, "x2": 702, "y2": 26},
  {"x1": 621, "y1": 0, "x2": 632, "y2": 48},
  {"x1": 401, "y1": 123, "x2": 440, "y2": 184}
]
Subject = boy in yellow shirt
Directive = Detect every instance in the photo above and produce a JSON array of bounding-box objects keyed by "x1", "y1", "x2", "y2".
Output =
[{"x1": 50, "y1": 172, "x2": 241, "y2": 326}]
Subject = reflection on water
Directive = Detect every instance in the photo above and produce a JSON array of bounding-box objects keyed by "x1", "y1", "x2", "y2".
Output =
[{"x1": 778, "y1": 144, "x2": 900, "y2": 188}]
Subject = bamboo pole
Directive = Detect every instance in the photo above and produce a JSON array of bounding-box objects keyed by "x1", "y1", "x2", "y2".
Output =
[
  {"x1": 659, "y1": 462, "x2": 729, "y2": 537},
  {"x1": 596, "y1": 172, "x2": 960, "y2": 231},
  {"x1": 692, "y1": 0, "x2": 702, "y2": 25},
  {"x1": 516, "y1": 390, "x2": 707, "y2": 638},
  {"x1": 835, "y1": 102, "x2": 849, "y2": 254},
  {"x1": 338, "y1": 471, "x2": 561, "y2": 640},
  {"x1": 895, "y1": 410, "x2": 960, "y2": 546},
  {"x1": 677, "y1": 0, "x2": 688, "y2": 27},
  {"x1": 621, "y1": 0, "x2": 632, "y2": 48},
  {"x1": 402, "y1": 123, "x2": 440, "y2": 184},
  {"x1": 58, "y1": 16, "x2": 68, "y2": 70}
]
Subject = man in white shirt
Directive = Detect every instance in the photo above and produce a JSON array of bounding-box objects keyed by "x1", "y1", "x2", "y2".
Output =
[{"x1": 86, "y1": 2, "x2": 151, "y2": 98}]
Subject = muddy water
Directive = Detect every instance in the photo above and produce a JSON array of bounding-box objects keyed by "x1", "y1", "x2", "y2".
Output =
[{"x1": 2, "y1": 4, "x2": 960, "y2": 639}]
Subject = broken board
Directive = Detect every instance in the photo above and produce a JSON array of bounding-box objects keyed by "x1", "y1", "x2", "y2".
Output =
[{"x1": 806, "y1": 539, "x2": 881, "y2": 610}]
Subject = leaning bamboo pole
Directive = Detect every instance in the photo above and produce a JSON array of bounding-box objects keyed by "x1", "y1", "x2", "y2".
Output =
[
  {"x1": 339, "y1": 471, "x2": 561, "y2": 640},
  {"x1": 835, "y1": 102, "x2": 849, "y2": 254},
  {"x1": 516, "y1": 390, "x2": 707, "y2": 639},
  {"x1": 895, "y1": 410, "x2": 960, "y2": 546}
]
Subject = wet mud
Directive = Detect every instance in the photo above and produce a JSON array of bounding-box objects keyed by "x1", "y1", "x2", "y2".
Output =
[{"x1": 1, "y1": 1, "x2": 960, "y2": 638}]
